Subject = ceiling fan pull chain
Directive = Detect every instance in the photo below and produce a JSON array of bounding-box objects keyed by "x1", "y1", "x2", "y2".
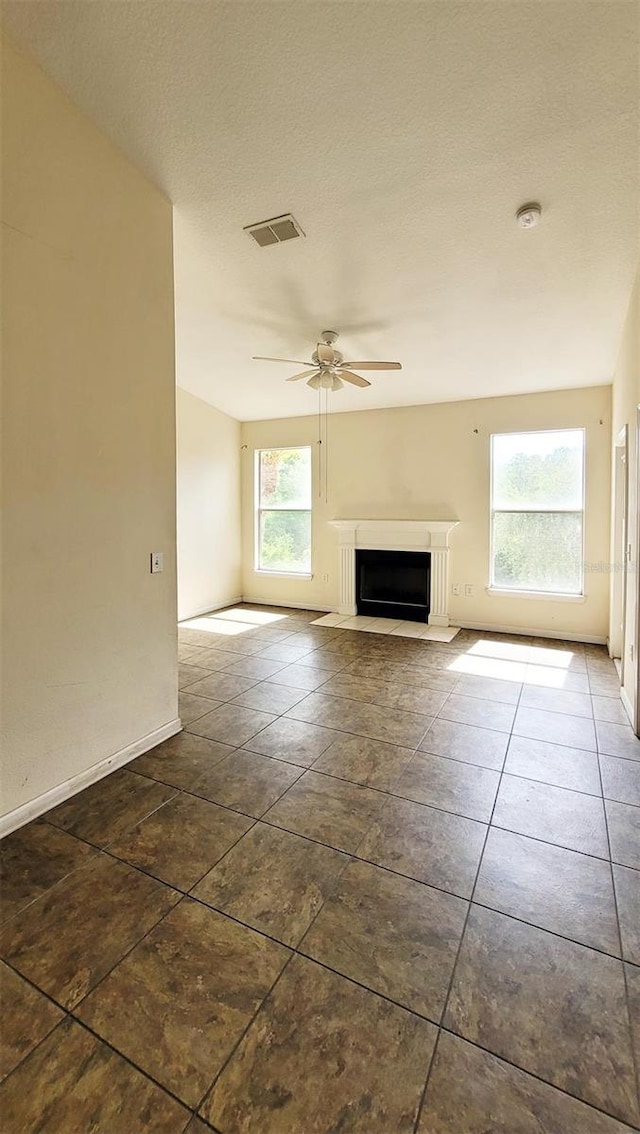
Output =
[{"x1": 317, "y1": 387, "x2": 323, "y2": 499}]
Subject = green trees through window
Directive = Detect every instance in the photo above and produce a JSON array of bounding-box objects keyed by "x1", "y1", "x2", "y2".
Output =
[
  {"x1": 257, "y1": 447, "x2": 312, "y2": 573},
  {"x1": 491, "y1": 430, "x2": 585, "y2": 594}
]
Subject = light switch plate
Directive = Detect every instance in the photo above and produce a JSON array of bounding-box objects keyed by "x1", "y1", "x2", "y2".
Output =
[{"x1": 150, "y1": 552, "x2": 164, "y2": 574}]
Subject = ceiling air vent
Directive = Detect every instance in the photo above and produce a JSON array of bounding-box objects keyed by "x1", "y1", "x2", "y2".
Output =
[{"x1": 244, "y1": 214, "x2": 305, "y2": 247}]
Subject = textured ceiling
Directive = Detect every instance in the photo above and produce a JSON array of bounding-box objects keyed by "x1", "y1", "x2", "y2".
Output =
[{"x1": 2, "y1": 0, "x2": 638, "y2": 421}]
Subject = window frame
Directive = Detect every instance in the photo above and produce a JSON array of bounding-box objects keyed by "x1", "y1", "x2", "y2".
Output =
[
  {"x1": 488, "y1": 427, "x2": 586, "y2": 598},
  {"x1": 254, "y1": 445, "x2": 313, "y2": 577}
]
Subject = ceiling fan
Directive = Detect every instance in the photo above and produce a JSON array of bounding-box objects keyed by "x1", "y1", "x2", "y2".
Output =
[{"x1": 252, "y1": 331, "x2": 402, "y2": 390}]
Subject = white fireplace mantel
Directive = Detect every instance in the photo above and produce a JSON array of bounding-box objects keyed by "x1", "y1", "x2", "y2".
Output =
[{"x1": 329, "y1": 519, "x2": 459, "y2": 627}]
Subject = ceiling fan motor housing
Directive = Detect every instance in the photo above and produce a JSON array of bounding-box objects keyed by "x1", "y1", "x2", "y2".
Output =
[{"x1": 312, "y1": 347, "x2": 343, "y2": 367}]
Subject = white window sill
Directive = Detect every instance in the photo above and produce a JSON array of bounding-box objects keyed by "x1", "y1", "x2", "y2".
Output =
[
  {"x1": 254, "y1": 569, "x2": 313, "y2": 580},
  {"x1": 486, "y1": 587, "x2": 586, "y2": 603}
]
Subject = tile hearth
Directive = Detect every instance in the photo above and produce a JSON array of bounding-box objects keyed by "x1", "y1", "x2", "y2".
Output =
[
  {"x1": 312, "y1": 611, "x2": 461, "y2": 641},
  {"x1": 1, "y1": 603, "x2": 639, "y2": 1133}
]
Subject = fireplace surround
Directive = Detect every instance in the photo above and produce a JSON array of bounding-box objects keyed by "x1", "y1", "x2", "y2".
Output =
[{"x1": 329, "y1": 519, "x2": 459, "y2": 627}]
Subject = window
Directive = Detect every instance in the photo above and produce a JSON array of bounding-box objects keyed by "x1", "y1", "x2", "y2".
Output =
[
  {"x1": 490, "y1": 429, "x2": 585, "y2": 595},
  {"x1": 256, "y1": 447, "x2": 312, "y2": 574}
]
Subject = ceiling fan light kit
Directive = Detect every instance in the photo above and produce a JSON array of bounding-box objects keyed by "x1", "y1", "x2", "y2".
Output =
[{"x1": 252, "y1": 331, "x2": 402, "y2": 391}]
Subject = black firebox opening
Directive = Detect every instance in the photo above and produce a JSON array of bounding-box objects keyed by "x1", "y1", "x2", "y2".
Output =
[{"x1": 356, "y1": 549, "x2": 431, "y2": 623}]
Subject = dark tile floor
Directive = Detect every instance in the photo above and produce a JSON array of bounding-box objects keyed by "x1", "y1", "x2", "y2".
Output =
[{"x1": 1, "y1": 604, "x2": 639, "y2": 1132}]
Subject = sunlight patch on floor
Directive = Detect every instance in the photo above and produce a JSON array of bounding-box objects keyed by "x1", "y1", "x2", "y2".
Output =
[
  {"x1": 467, "y1": 640, "x2": 532, "y2": 664},
  {"x1": 206, "y1": 608, "x2": 288, "y2": 626},
  {"x1": 527, "y1": 646, "x2": 575, "y2": 668},
  {"x1": 180, "y1": 606, "x2": 291, "y2": 636},
  {"x1": 446, "y1": 654, "x2": 527, "y2": 681},
  {"x1": 180, "y1": 616, "x2": 259, "y2": 636},
  {"x1": 524, "y1": 665, "x2": 581, "y2": 689}
]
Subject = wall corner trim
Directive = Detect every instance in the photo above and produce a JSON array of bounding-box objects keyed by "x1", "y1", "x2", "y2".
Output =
[
  {"x1": 0, "y1": 717, "x2": 182, "y2": 838},
  {"x1": 620, "y1": 684, "x2": 635, "y2": 727}
]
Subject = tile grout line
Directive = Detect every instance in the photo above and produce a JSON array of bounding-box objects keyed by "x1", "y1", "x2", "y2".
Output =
[
  {"x1": 434, "y1": 1022, "x2": 640, "y2": 1132},
  {"x1": 185, "y1": 857, "x2": 640, "y2": 1131},
  {"x1": 85, "y1": 749, "x2": 637, "y2": 934},
  {"x1": 41, "y1": 800, "x2": 633, "y2": 969},
  {"x1": 412, "y1": 671, "x2": 526, "y2": 1132},
  {"x1": 0, "y1": 841, "x2": 106, "y2": 930},
  {"x1": 623, "y1": 956, "x2": 640, "y2": 1109},
  {"x1": 0, "y1": 967, "x2": 74, "y2": 1088},
  {"x1": 176, "y1": 742, "x2": 638, "y2": 862},
  {"x1": 182, "y1": 668, "x2": 638, "y2": 759},
  {"x1": 193, "y1": 950, "x2": 299, "y2": 1123},
  {"x1": 597, "y1": 743, "x2": 640, "y2": 1108},
  {"x1": 22, "y1": 701, "x2": 634, "y2": 958},
  {"x1": 0, "y1": 959, "x2": 206, "y2": 1130},
  {"x1": 154, "y1": 787, "x2": 640, "y2": 962},
  {"x1": 10, "y1": 725, "x2": 630, "y2": 1106},
  {"x1": 40, "y1": 775, "x2": 183, "y2": 856},
  {"x1": 183, "y1": 680, "x2": 639, "y2": 791},
  {"x1": 411, "y1": 1028, "x2": 444, "y2": 1134},
  {"x1": 65, "y1": 1013, "x2": 201, "y2": 1123},
  {"x1": 3, "y1": 926, "x2": 638, "y2": 1134},
  {"x1": 0, "y1": 1012, "x2": 73, "y2": 1091},
  {"x1": 5, "y1": 614, "x2": 633, "y2": 1128}
]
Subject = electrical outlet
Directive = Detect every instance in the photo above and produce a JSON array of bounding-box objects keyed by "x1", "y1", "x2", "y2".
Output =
[
  {"x1": 322, "y1": 573, "x2": 330, "y2": 584},
  {"x1": 150, "y1": 551, "x2": 164, "y2": 574},
  {"x1": 452, "y1": 583, "x2": 461, "y2": 596},
  {"x1": 464, "y1": 584, "x2": 474, "y2": 597}
]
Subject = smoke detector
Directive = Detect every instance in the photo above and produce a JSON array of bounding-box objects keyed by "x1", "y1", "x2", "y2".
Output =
[
  {"x1": 244, "y1": 214, "x2": 305, "y2": 247},
  {"x1": 516, "y1": 202, "x2": 542, "y2": 229}
]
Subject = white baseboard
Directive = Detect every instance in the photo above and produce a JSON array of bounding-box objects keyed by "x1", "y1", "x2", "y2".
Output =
[
  {"x1": 457, "y1": 620, "x2": 607, "y2": 645},
  {"x1": 179, "y1": 596, "x2": 243, "y2": 621},
  {"x1": 241, "y1": 595, "x2": 333, "y2": 614},
  {"x1": 0, "y1": 717, "x2": 182, "y2": 839},
  {"x1": 240, "y1": 601, "x2": 606, "y2": 643}
]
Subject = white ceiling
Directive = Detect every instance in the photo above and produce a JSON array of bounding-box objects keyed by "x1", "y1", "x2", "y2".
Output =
[{"x1": 2, "y1": 1, "x2": 638, "y2": 421}]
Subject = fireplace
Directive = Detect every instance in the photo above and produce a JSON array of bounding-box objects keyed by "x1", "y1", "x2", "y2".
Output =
[
  {"x1": 329, "y1": 519, "x2": 459, "y2": 626},
  {"x1": 356, "y1": 548, "x2": 430, "y2": 622}
]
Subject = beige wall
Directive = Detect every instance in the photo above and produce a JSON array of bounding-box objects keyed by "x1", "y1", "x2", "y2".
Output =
[
  {"x1": 610, "y1": 271, "x2": 639, "y2": 724},
  {"x1": 177, "y1": 387, "x2": 241, "y2": 619},
  {"x1": 241, "y1": 385, "x2": 612, "y2": 641},
  {"x1": 1, "y1": 38, "x2": 178, "y2": 827}
]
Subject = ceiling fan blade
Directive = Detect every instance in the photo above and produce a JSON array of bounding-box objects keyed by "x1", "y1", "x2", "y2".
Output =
[
  {"x1": 252, "y1": 356, "x2": 311, "y2": 365},
  {"x1": 286, "y1": 369, "x2": 320, "y2": 382},
  {"x1": 316, "y1": 343, "x2": 335, "y2": 365},
  {"x1": 341, "y1": 361, "x2": 402, "y2": 370},
  {"x1": 336, "y1": 369, "x2": 371, "y2": 388}
]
